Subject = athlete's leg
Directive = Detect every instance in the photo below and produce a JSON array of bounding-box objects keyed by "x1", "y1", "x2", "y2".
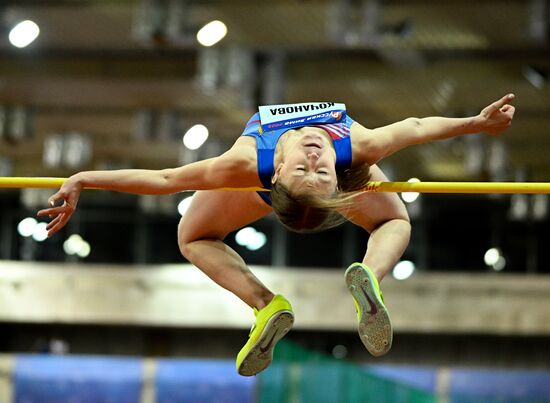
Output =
[
  {"x1": 340, "y1": 165, "x2": 411, "y2": 283},
  {"x1": 178, "y1": 190, "x2": 274, "y2": 310},
  {"x1": 339, "y1": 164, "x2": 410, "y2": 356},
  {"x1": 179, "y1": 190, "x2": 294, "y2": 376}
]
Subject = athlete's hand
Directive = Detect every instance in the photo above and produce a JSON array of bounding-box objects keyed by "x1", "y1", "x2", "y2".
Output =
[
  {"x1": 37, "y1": 177, "x2": 83, "y2": 237},
  {"x1": 477, "y1": 93, "x2": 515, "y2": 136}
]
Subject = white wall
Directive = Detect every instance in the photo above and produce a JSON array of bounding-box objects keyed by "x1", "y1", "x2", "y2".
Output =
[{"x1": 1, "y1": 260, "x2": 549, "y2": 335}]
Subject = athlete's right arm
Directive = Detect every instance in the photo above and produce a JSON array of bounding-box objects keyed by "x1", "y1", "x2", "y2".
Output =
[
  {"x1": 66, "y1": 155, "x2": 254, "y2": 195},
  {"x1": 37, "y1": 144, "x2": 258, "y2": 236}
]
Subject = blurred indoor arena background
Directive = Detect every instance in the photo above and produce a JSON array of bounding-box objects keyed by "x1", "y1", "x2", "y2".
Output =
[{"x1": 1, "y1": 1, "x2": 550, "y2": 402}]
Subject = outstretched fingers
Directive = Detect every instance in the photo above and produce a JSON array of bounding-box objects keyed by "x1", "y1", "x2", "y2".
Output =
[
  {"x1": 37, "y1": 205, "x2": 66, "y2": 218},
  {"x1": 45, "y1": 214, "x2": 63, "y2": 231},
  {"x1": 46, "y1": 213, "x2": 69, "y2": 237},
  {"x1": 37, "y1": 191, "x2": 76, "y2": 236}
]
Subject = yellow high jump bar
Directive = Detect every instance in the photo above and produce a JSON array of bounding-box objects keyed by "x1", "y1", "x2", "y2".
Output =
[{"x1": 1, "y1": 177, "x2": 550, "y2": 194}]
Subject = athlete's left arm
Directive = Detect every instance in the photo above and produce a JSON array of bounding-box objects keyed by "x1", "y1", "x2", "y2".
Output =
[{"x1": 357, "y1": 93, "x2": 515, "y2": 164}]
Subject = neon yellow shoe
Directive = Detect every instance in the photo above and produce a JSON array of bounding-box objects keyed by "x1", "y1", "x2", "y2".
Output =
[
  {"x1": 236, "y1": 294, "x2": 294, "y2": 376},
  {"x1": 345, "y1": 263, "x2": 392, "y2": 357}
]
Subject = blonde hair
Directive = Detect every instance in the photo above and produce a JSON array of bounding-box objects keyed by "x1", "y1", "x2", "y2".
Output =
[{"x1": 271, "y1": 163, "x2": 371, "y2": 233}]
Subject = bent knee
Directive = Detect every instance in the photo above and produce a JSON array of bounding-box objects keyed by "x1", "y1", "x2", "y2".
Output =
[
  {"x1": 177, "y1": 217, "x2": 223, "y2": 258},
  {"x1": 177, "y1": 218, "x2": 196, "y2": 257}
]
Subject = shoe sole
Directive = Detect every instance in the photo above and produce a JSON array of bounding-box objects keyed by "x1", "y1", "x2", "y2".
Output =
[
  {"x1": 237, "y1": 310, "x2": 294, "y2": 376},
  {"x1": 345, "y1": 263, "x2": 392, "y2": 357}
]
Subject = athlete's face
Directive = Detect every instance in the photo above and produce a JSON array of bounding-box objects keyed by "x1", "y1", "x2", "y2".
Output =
[{"x1": 273, "y1": 131, "x2": 338, "y2": 196}]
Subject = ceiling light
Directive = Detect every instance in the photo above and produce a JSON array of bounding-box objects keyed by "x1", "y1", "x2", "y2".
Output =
[
  {"x1": 196, "y1": 20, "x2": 227, "y2": 47},
  {"x1": 183, "y1": 124, "x2": 209, "y2": 150},
  {"x1": 9, "y1": 20, "x2": 40, "y2": 48}
]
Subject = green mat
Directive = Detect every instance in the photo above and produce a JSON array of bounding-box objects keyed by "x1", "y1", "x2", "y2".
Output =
[{"x1": 257, "y1": 340, "x2": 435, "y2": 403}]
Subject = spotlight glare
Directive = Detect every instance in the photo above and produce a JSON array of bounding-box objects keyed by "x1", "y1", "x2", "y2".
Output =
[
  {"x1": 32, "y1": 222, "x2": 48, "y2": 242},
  {"x1": 332, "y1": 344, "x2": 348, "y2": 359},
  {"x1": 492, "y1": 256, "x2": 506, "y2": 271},
  {"x1": 196, "y1": 20, "x2": 227, "y2": 47},
  {"x1": 77, "y1": 241, "x2": 91, "y2": 258},
  {"x1": 401, "y1": 178, "x2": 421, "y2": 203},
  {"x1": 235, "y1": 227, "x2": 266, "y2": 251},
  {"x1": 392, "y1": 260, "x2": 415, "y2": 280},
  {"x1": 484, "y1": 247, "x2": 500, "y2": 266},
  {"x1": 63, "y1": 234, "x2": 83, "y2": 256},
  {"x1": 246, "y1": 231, "x2": 266, "y2": 251},
  {"x1": 183, "y1": 124, "x2": 209, "y2": 150},
  {"x1": 17, "y1": 217, "x2": 37, "y2": 237},
  {"x1": 235, "y1": 227, "x2": 256, "y2": 246},
  {"x1": 178, "y1": 196, "x2": 194, "y2": 216},
  {"x1": 9, "y1": 20, "x2": 40, "y2": 48}
]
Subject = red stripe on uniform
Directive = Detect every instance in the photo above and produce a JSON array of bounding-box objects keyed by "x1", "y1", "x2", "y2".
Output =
[
  {"x1": 315, "y1": 126, "x2": 341, "y2": 140},
  {"x1": 246, "y1": 119, "x2": 261, "y2": 127},
  {"x1": 326, "y1": 123, "x2": 350, "y2": 136},
  {"x1": 315, "y1": 124, "x2": 348, "y2": 139}
]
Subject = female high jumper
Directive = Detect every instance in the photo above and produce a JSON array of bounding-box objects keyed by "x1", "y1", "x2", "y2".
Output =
[{"x1": 38, "y1": 94, "x2": 515, "y2": 376}]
